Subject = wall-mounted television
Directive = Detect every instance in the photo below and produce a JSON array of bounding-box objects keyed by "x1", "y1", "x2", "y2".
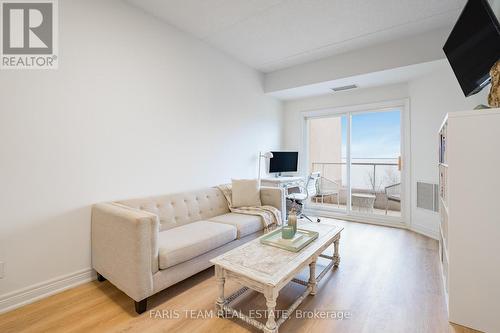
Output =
[
  {"x1": 269, "y1": 151, "x2": 298, "y2": 174},
  {"x1": 443, "y1": 0, "x2": 500, "y2": 97}
]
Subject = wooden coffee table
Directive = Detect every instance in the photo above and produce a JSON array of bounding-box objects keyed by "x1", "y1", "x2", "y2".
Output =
[{"x1": 210, "y1": 221, "x2": 343, "y2": 333}]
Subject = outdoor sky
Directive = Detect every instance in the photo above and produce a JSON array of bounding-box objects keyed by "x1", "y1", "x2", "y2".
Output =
[{"x1": 341, "y1": 109, "x2": 401, "y2": 159}]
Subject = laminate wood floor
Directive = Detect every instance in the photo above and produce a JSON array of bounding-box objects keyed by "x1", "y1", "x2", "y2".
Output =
[{"x1": 0, "y1": 219, "x2": 479, "y2": 333}]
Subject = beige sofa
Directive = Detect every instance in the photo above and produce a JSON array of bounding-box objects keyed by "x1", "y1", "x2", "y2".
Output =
[{"x1": 91, "y1": 186, "x2": 284, "y2": 314}]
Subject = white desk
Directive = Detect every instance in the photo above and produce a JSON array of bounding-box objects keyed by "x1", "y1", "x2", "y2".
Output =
[
  {"x1": 261, "y1": 176, "x2": 304, "y2": 188},
  {"x1": 261, "y1": 176, "x2": 305, "y2": 222}
]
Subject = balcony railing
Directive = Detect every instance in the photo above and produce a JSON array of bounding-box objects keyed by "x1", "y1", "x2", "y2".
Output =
[
  {"x1": 311, "y1": 160, "x2": 399, "y2": 191},
  {"x1": 311, "y1": 160, "x2": 401, "y2": 213}
]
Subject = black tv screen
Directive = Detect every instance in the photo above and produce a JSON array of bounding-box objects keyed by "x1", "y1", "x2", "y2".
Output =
[
  {"x1": 269, "y1": 152, "x2": 298, "y2": 173},
  {"x1": 443, "y1": 0, "x2": 500, "y2": 97}
]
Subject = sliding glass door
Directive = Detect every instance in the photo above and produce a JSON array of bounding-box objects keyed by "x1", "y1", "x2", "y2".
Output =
[
  {"x1": 308, "y1": 114, "x2": 347, "y2": 213},
  {"x1": 306, "y1": 105, "x2": 405, "y2": 222},
  {"x1": 350, "y1": 110, "x2": 401, "y2": 217}
]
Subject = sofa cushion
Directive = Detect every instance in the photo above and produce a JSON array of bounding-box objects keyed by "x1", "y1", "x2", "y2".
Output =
[
  {"x1": 158, "y1": 221, "x2": 237, "y2": 269},
  {"x1": 208, "y1": 213, "x2": 264, "y2": 238},
  {"x1": 117, "y1": 188, "x2": 230, "y2": 231},
  {"x1": 231, "y1": 179, "x2": 261, "y2": 208}
]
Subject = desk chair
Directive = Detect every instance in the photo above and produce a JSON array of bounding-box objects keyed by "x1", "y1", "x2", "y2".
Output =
[{"x1": 286, "y1": 172, "x2": 321, "y2": 223}]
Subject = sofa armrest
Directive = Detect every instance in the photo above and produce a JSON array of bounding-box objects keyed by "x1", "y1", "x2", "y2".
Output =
[
  {"x1": 91, "y1": 203, "x2": 159, "y2": 302},
  {"x1": 260, "y1": 187, "x2": 285, "y2": 222}
]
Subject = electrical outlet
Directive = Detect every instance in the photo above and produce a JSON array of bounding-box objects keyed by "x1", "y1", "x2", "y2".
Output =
[{"x1": 0, "y1": 262, "x2": 4, "y2": 279}]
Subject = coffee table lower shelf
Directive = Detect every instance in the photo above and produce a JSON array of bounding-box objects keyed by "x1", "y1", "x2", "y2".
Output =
[{"x1": 214, "y1": 234, "x2": 341, "y2": 333}]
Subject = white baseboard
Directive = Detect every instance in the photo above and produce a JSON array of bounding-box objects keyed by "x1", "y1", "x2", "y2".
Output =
[
  {"x1": 307, "y1": 208, "x2": 439, "y2": 240},
  {"x1": 410, "y1": 223, "x2": 439, "y2": 240},
  {"x1": 0, "y1": 268, "x2": 96, "y2": 314},
  {"x1": 305, "y1": 208, "x2": 407, "y2": 230}
]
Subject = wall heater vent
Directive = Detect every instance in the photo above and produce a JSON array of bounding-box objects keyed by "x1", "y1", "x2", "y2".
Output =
[{"x1": 416, "y1": 182, "x2": 439, "y2": 212}]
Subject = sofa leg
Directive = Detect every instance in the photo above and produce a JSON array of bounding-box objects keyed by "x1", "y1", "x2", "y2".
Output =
[
  {"x1": 135, "y1": 299, "x2": 147, "y2": 314},
  {"x1": 97, "y1": 273, "x2": 106, "y2": 282}
]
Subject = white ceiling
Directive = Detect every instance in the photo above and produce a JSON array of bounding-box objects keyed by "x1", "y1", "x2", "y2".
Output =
[{"x1": 126, "y1": 0, "x2": 466, "y2": 73}]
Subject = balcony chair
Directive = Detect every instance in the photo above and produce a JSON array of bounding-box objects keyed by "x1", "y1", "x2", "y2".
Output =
[
  {"x1": 385, "y1": 182, "x2": 401, "y2": 214},
  {"x1": 286, "y1": 172, "x2": 321, "y2": 223},
  {"x1": 314, "y1": 176, "x2": 341, "y2": 207}
]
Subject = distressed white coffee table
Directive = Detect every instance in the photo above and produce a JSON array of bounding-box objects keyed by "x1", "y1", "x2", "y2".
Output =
[{"x1": 210, "y1": 221, "x2": 343, "y2": 333}]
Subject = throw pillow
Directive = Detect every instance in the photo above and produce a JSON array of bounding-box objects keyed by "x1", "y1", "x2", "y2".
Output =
[{"x1": 231, "y1": 179, "x2": 261, "y2": 208}]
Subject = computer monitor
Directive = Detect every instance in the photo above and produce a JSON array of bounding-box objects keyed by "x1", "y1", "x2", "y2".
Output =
[{"x1": 269, "y1": 151, "x2": 298, "y2": 174}]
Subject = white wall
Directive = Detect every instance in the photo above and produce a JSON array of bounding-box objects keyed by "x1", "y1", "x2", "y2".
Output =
[
  {"x1": 408, "y1": 65, "x2": 489, "y2": 237},
  {"x1": 0, "y1": 0, "x2": 282, "y2": 304},
  {"x1": 488, "y1": 0, "x2": 500, "y2": 17},
  {"x1": 282, "y1": 64, "x2": 490, "y2": 238}
]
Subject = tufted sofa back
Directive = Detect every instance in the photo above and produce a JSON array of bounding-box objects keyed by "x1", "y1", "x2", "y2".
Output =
[{"x1": 117, "y1": 187, "x2": 230, "y2": 231}]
